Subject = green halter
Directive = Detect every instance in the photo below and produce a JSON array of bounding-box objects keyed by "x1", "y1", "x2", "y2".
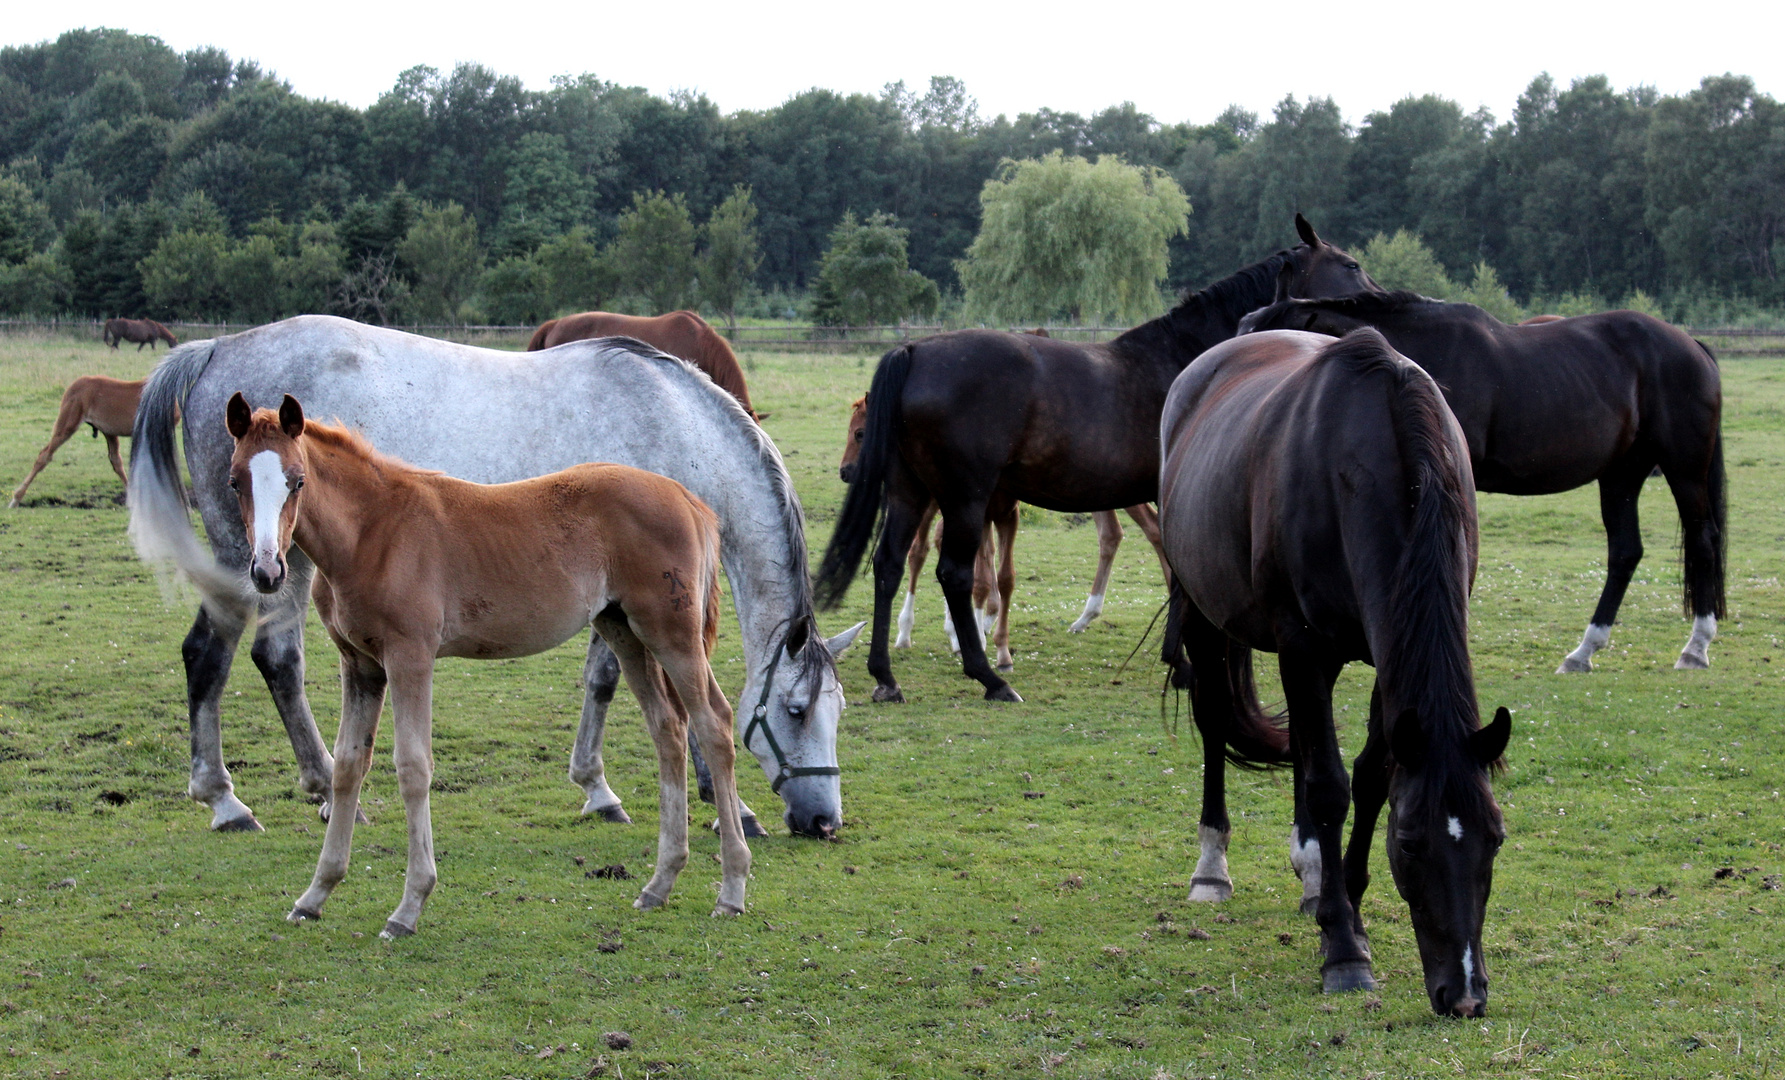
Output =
[{"x1": 741, "y1": 638, "x2": 842, "y2": 795}]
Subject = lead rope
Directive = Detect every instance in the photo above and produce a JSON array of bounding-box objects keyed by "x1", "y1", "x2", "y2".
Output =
[{"x1": 740, "y1": 639, "x2": 842, "y2": 795}]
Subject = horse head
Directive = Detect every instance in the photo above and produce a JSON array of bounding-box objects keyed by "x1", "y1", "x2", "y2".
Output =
[
  {"x1": 1275, "y1": 214, "x2": 1380, "y2": 302},
  {"x1": 744, "y1": 615, "x2": 864, "y2": 838},
  {"x1": 837, "y1": 395, "x2": 868, "y2": 484},
  {"x1": 1384, "y1": 705, "x2": 1512, "y2": 1017},
  {"x1": 225, "y1": 392, "x2": 308, "y2": 594}
]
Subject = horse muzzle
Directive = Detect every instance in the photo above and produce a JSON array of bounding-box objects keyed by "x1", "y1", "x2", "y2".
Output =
[
  {"x1": 249, "y1": 552, "x2": 287, "y2": 593},
  {"x1": 838, "y1": 463, "x2": 857, "y2": 484}
]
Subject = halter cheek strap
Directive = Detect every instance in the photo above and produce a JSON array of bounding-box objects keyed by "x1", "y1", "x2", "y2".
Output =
[{"x1": 740, "y1": 640, "x2": 842, "y2": 795}]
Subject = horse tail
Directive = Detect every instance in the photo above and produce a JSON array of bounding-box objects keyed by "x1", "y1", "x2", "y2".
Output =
[
  {"x1": 695, "y1": 495, "x2": 723, "y2": 657},
  {"x1": 1685, "y1": 339, "x2": 1727, "y2": 620},
  {"x1": 1161, "y1": 572, "x2": 1289, "y2": 768},
  {"x1": 526, "y1": 319, "x2": 556, "y2": 352},
  {"x1": 814, "y1": 343, "x2": 912, "y2": 609},
  {"x1": 127, "y1": 339, "x2": 252, "y2": 620}
]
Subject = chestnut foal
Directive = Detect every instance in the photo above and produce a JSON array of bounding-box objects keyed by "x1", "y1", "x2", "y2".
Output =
[{"x1": 225, "y1": 393, "x2": 748, "y2": 936}]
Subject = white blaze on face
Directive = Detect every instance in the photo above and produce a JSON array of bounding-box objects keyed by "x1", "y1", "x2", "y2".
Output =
[
  {"x1": 1462, "y1": 943, "x2": 1475, "y2": 984},
  {"x1": 248, "y1": 450, "x2": 290, "y2": 560},
  {"x1": 1447, "y1": 816, "x2": 1464, "y2": 842}
]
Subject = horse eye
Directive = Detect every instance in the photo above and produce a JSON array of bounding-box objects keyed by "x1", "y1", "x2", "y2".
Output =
[
  {"x1": 1347, "y1": 262, "x2": 1360, "y2": 270},
  {"x1": 785, "y1": 702, "x2": 807, "y2": 719},
  {"x1": 227, "y1": 477, "x2": 239, "y2": 491},
  {"x1": 292, "y1": 477, "x2": 305, "y2": 490},
  {"x1": 1398, "y1": 840, "x2": 1424, "y2": 859},
  {"x1": 854, "y1": 430, "x2": 864, "y2": 441}
]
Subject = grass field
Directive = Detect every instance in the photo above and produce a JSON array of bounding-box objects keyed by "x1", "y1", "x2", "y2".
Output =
[{"x1": 1, "y1": 329, "x2": 1783, "y2": 1079}]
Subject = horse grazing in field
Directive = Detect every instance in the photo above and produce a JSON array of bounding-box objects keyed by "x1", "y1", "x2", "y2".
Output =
[
  {"x1": 816, "y1": 214, "x2": 1378, "y2": 702},
  {"x1": 1159, "y1": 328, "x2": 1510, "y2": 1015},
  {"x1": 1239, "y1": 294, "x2": 1725, "y2": 672},
  {"x1": 529, "y1": 310, "x2": 765, "y2": 420},
  {"x1": 224, "y1": 394, "x2": 748, "y2": 934},
  {"x1": 131, "y1": 315, "x2": 860, "y2": 840},
  {"x1": 837, "y1": 395, "x2": 1166, "y2": 662},
  {"x1": 10, "y1": 376, "x2": 145, "y2": 507},
  {"x1": 105, "y1": 318, "x2": 177, "y2": 350}
]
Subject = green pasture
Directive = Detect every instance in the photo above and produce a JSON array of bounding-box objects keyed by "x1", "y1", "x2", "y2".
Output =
[{"x1": 1, "y1": 330, "x2": 1783, "y2": 1078}]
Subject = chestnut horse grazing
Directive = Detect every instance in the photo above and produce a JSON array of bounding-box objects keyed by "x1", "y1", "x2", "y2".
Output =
[
  {"x1": 817, "y1": 216, "x2": 1378, "y2": 702},
  {"x1": 105, "y1": 318, "x2": 177, "y2": 350},
  {"x1": 1159, "y1": 328, "x2": 1510, "y2": 1014},
  {"x1": 11, "y1": 376, "x2": 144, "y2": 507},
  {"x1": 226, "y1": 394, "x2": 748, "y2": 934},
  {"x1": 529, "y1": 310, "x2": 763, "y2": 420},
  {"x1": 1240, "y1": 294, "x2": 1725, "y2": 671}
]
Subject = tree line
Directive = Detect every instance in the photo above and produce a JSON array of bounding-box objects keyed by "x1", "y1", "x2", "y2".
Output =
[{"x1": 0, "y1": 27, "x2": 1780, "y2": 325}]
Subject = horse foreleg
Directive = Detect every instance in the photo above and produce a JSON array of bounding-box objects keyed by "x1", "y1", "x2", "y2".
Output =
[
  {"x1": 868, "y1": 481, "x2": 926, "y2": 703},
  {"x1": 1070, "y1": 510, "x2": 1124, "y2": 632},
  {"x1": 989, "y1": 502, "x2": 1017, "y2": 672},
  {"x1": 1559, "y1": 459, "x2": 1650, "y2": 673},
  {"x1": 290, "y1": 649, "x2": 386, "y2": 925},
  {"x1": 381, "y1": 650, "x2": 439, "y2": 938},
  {"x1": 688, "y1": 723, "x2": 767, "y2": 838},
  {"x1": 1342, "y1": 683, "x2": 1391, "y2": 913},
  {"x1": 570, "y1": 630, "x2": 630, "y2": 821},
  {"x1": 252, "y1": 554, "x2": 337, "y2": 815},
  {"x1": 898, "y1": 505, "x2": 936, "y2": 650},
  {"x1": 937, "y1": 502, "x2": 1019, "y2": 702},
  {"x1": 1279, "y1": 648, "x2": 1374, "y2": 994},
  {"x1": 182, "y1": 605, "x2": 261, "y2": 831}
]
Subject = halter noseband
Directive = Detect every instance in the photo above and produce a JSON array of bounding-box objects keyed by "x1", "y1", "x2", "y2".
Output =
[{"x1": 741, "y1": 639, "x2": 841, "y2": 795}]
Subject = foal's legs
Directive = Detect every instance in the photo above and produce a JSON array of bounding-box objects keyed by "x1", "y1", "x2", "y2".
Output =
[
  {"x1": 1070, "y1": 510, "x2": 1125, "y2": 632},
  {"x1": 595, "y1": 615, "x2": 692, "y2": 909},
  {"x1": 289, "y1": 647, "x2": 387, "y2": 925},
  {"x1": 1278, "y1": 647, "x2": 1374, "y2": 993},
  {"x1": 988, "y1": 500, "x2": 1018, "y2": 672},
  {"x1": 657, "y1": 649, "x2": 750, "y2": 915},
  {"x1": 1559, "y1": 455, "x2": 1654, "y2": 673},
  {"x1": 381, "y1": 648, "x2": 441, "y2": 937},
  {"x1": 936, "y1": 499, "x2": 1020, "y2": 701},
  {"x1": 897, "y1": 504, "x2": 937, "y2": 650}
]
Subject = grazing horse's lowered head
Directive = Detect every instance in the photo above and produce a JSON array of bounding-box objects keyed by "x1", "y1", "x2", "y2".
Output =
[
  {"x1": 1274, "y1": 213, "x2": 1381, "y2": 302},
  {"x1": 1385, "y1": 705, "x2": 1512, "y2": 1017}
]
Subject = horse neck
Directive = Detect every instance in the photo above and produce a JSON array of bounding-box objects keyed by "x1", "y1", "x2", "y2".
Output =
[
  {"x1": 1113, "y1": 254, "x2": 1287, "y2": 372},
  {"x1": 288, "y1": 436, "x2": 412, "y2": 583},
  {"x1": 702, "y1": 439, "x2": 814, "y2": 671}
]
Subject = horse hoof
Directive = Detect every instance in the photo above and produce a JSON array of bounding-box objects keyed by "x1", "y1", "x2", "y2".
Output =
[
  {"x1": 1187, "y1": 878, "x2": 1233, "y2": 902},
  {"x1": 871, "y1": 684, "x2": 905, "y2": 704},
  {"x1": 698, "y1": 786, "x2": 716, "y2": 806},
  {"x1": 741, "y1": 814, "x2": 769, "y2": 839},
  {"x1": 1555, "y1": 656, "x2": 1592, "y2": 674},
  {"x1": 1674, "y1": 653, "x2": 1709, "y2": 670},
  {"x1": 1321, "y1": 961, "x2": 1377, "y2": 994},
  {"x1": 711, "y1": 902, "x2": 744, "y2": 917},
  {"x1": 288, "y1": 906, "x2": 322, "y2": 923},
  {"x1": 985, "y1": 684, "x2": 1023, "y2": 703},
  {"x1": 213, "y1": 814, "x2": 264, "y2": 833},
  {"x1": 1067, "y1": 619, "x2": 1091, "y2": 633},
  {"x1": 587, "y1": 804, "x2": 632, "y2": 824},
  {"x1": 379, "y1": 920, "x2": 415, "y2": 940},
  {"x1": 996, "y1": 661, "x2": 1014, "y2": 674},
  {"x1": 634, "y1": 889, "x2": 668, "y2": 911},
  {"x1": 316, "y1": 803, "x2": 371, "y2": 825}
]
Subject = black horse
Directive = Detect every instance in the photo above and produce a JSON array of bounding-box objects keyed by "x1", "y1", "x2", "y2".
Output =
[
  {"x1": 1159, "y1": 327, "x2": 1510, "y2": 1015},
  {"x1": 1239, "y1": 293, "x2": 1725, "y2": 672},
  {"x1": 816, "y1": 216, "x2": 1378, "y2": 702}
]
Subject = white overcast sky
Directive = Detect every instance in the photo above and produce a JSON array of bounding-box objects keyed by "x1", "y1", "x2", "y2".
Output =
[{"x1": 10, "y1": 1, "x2": 1780, "y2": 127}]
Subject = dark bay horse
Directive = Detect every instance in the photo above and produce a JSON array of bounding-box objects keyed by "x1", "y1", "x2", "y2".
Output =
[
  {"x1": 529, "y1": 310, "x2": 764, "y2": 420},
  {"x1": 1239, "y1": 293, "x2": 1725, "y2": 672},
  {"x1": 11, "y1": 376, "x2": 145, "y2": 507},
  {"x1": 816, "y1": 216, "x2": 1378, "y2": 702},
  {"x1": 105, "y1": 318, "x2": 177, "y2": 350},
  {"x1": 1159, "y1": 328, "x2": 1510, "y2": 1014}
]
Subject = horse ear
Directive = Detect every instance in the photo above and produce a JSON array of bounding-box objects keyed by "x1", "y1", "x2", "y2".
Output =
[
  {"x1": 1390, "y1": 708, "x2": 1424, "y2": 770},
  {"x1": 825, "y1": 621, "x2": 866, "y2": 659},
  {"x1": 278, "y1": 395, "x2": 305, "y2": 440},
  {"x1": 1472, "y1": 707, "x2": 1512, "y2": 766},
  {"x1": 784, "y1": 615, "x2": 811, "y2": 657},
  {"x1": 1295, "y1": 212, "x2": 1321, "y2": 248},
  {"x1": 226, "y1": 393, "x2": 253, "y2": 439}
]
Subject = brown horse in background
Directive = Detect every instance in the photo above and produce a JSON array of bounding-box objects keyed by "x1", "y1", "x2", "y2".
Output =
[
  {"x1": 225, "y1": 393, "x2": 748, "y2": 935},
  {"x1": 11, "y1": 376, "x2": 146, "y2": 507},
  {"x1": 529, "y1": 311, "x2": 765, "y2": 420},
  {"x1": 105, "y1": 319, "x2": 177, "y2": 350}
]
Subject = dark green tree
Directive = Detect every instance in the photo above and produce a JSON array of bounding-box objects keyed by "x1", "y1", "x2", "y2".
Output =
[
  {"x1": 810, "y1": 211, "x2": 939, "y2": 326},
  {"x1": 609, "y1": 190, "x2": 697, "y2": 313}
]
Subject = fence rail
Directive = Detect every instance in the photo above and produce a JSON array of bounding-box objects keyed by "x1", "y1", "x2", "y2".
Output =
[{"x1": 5, "y1": 318, "x2": 1785, "y2": 354}]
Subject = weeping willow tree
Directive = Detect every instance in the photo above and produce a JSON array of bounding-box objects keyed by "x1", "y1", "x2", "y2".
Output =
[{"x1": 958, "y1": 151, "x2": 1189, "y2": 325}]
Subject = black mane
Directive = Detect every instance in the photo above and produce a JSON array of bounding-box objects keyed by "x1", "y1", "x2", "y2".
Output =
[{"x1": 1113, "y1": 251, "x2": 1292, "y2": 360}]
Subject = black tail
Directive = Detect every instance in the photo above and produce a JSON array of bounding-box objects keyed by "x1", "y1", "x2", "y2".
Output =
[
  {"x1": 1161, "y1": 573, "x2": 1289, "y2": 768},
  {"x1": 1684, "y1": 340, "x2": 1727, "y2": 620},
  {"x1": 814, "y1": 344, "x2": 913, "y2": 609}
]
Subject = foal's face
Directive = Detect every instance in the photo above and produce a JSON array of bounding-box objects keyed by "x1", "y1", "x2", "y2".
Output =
[
  {"x1": 837, "y1": 396, "x2": 867, "y2": 484},
  {"x1": 1385, "y1": 706, "x2": 1512, "y2": 1018},
  {"x1": 224, "y1": 393, "x2": 307, "y2": 594}
]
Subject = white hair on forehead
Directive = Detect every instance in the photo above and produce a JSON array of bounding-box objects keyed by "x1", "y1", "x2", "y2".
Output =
[{"x1": 248, "y1": 450, "x2": 290, "y2": 554}]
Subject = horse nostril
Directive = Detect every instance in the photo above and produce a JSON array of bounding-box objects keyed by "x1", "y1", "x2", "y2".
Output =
[
  {"x1": 1451, "y1": 995, "x2": 1484, "y2": 1018},
  {"x1": 812, "y1": 815, "x2": 836, "y2": 840}
]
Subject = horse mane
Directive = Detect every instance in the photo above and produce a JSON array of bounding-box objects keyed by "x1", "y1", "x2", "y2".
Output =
[
  {"x1": 1113, "y1": 251, "x2": 1291, "y2": 358},
  {"x1": 1319, "y1": 331, "x2": 1496, "y2": 798},
  {"x1": 296, "y1": 417, "x2": 443, "y2": 479}
]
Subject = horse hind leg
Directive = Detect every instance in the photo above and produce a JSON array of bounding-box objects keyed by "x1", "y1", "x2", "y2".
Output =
[
  {"x1": 1558, "y1": 459, "x2": 1650, "y2": 673},
  {"x1": 659, "y1": 651, "x2": 751, "y2": 916},
  {"x1": 898, "y1": 506, "x2": 935, "y2": 650},
  {"x1": 10, "y1": 396, "x2": 87, "y2": 508},
  {"x1": 936, "y1": 502, "x2": 1020, "y2": 701},
  {"x1": 990, "y1": 504, "x2": 1017, "y2": 672},
  {"x1": 596, "y1": 616, "x2": 691, "y2": 909},
  {"x1": 1070, "y1": 510, "x2": 1124, "y2": 632},
  {"x1": 570, "y1": 629, "x2": 631, "y2": 822},
  {"x1": 1665, "y1": 438, "x2": 1724, "y2": 669}
]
